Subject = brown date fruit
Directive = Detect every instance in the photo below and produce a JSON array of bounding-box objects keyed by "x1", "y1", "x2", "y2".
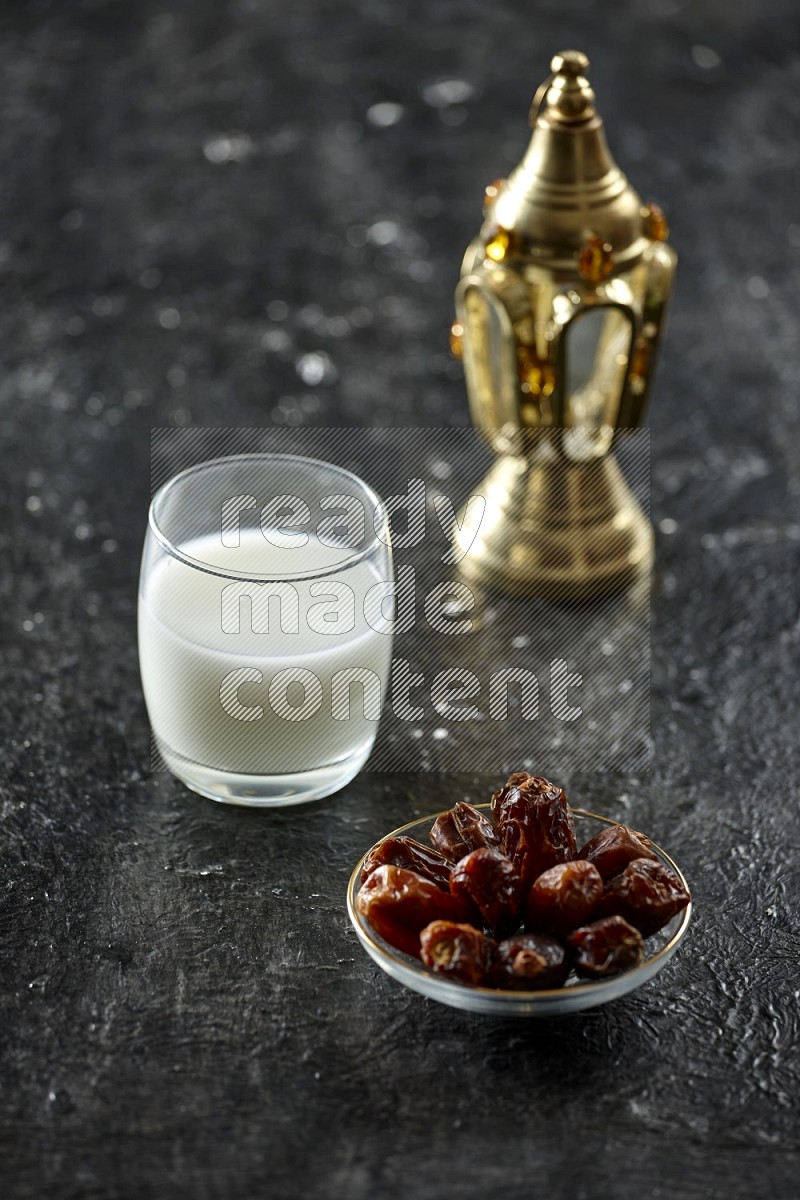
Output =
[
  {"x1": 596, "y1": 857, "x2": 690, "y2": 936},
  {"x1": 489, "y1": 933, "x2": 569, "y2": 990},
  {"x1": 489, "y1": 771, "x2": 535, "y2": 820},
  {"x1": 577, "y1": 823, "x2": 657, "y2": 882},
  {"x1": 420, "y1": 921, "x2": 494, "y2": 985},
  {"x1": 450, "y1": 847, "x2": 523, "y2": 937},
  {"x1": 429, "y1": 810, "x2": 472, "y2": 862},
  {"x1": 526, "y1": 860, "x2": 604, "y2": 937},
  {"x1": 452, "y1": 800, "x2": 501, "y2": 852},
  {"x1": 491, "y1": 773, "x2": 576, "y2": 888},
  {"x1": 566, "y1": 915, "x2": 644, "y2": 978},
  {"x1": 361, "y1": 835, "x2": 452, "y2": 890},
  {"x1": 356, "y1": 865, "x2": 475, "y2": 959}
]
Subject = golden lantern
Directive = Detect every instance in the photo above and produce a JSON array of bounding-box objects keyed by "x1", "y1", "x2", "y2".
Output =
[{"x1": 451, "y1": 50, "x2": 676, "y2": 598}]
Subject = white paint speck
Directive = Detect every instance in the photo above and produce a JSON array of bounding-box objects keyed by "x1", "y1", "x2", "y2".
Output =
[
  {"x1": 368, "y1": 220, "x2": 400, "y2": 246},
  {"x1": 167, "y1": 364, "x2": 187, "y2": 387},
  {"x1": 408, "y1": 260, "x2": 434, "y2": 282},
  {"x1": 366, "y1": 102, "x2": 405, "y2": 128},
  {"x1": 203, "y1": 133, "x2": 253, "y2": 164},
  {"x1": 432, "y1": 728, "x2": 448, "y2": 740},
  {"x1": 323, "y1": 316, "x2": 351, "y2": 338},
  {"x1": 267, "y1": 299, "x2": 289, "y2": 322},
  {"x1": 691, "y1": 45, "x2": 721, "y2": 70},
  {"x1": 746, "y1": 275, "x2": 769, "y2": 299},
  {"x1": 91, "y1": 296, "x2": 116, "y2": 318},
  {"x1": 422, "y1": 79, "x2": 474, "y2": 107},
  {"x1": 158, "y1": 307, "x2": 181, "y2": 330},
  {"x1": 262, "y1": 329, "x2": 291, "y2": 353},
  {"x1": 296, "y1": 351, "x2": 336, "y2": 386},
  {"x1": 348, "y1": 306, "x2": 373, "y2": 329}
]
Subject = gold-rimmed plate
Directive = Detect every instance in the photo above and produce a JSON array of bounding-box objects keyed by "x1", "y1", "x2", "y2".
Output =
[{"x1": 347, "y1": 806, "x2": 692, "y2": 1016}]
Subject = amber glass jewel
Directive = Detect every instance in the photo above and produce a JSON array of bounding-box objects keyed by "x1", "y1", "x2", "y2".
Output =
[
  {"x1": 629, "y1": 337, "x2": 650, "y2": 379},
  {"x1": 484, "y1": 226, "x2": 514, "y2": 263},
  {"x1": 517, "y1": 345, "x2": 556, "y2": 398},
  {"x1": 483, "y1": 178, "x2": 507, "y2": 210},
  {"x1": 577, "y1": 235, "x2": 614, "y2": 283},
  {"x1": 643, "y1": 203, "x2": 669, "y2": 242}
]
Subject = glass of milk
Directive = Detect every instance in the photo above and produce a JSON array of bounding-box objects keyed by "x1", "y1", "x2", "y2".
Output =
[{"x1": 138, "y1": 454, "x2": 394, "y2": 806}]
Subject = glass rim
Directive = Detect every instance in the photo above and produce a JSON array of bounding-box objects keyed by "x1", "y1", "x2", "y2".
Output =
[{"x1": 148, "y1": 452, "x2": 389, "y2": 582}]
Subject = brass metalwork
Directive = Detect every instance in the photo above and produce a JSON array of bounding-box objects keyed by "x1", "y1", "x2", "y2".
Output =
[{"x1": 454, "y1": 50, "x2": 676, "y2": 598}]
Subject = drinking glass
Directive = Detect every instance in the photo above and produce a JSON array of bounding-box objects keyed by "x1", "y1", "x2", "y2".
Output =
[{"x1": 138, "y1": 454, "x2": 394, "y2": 805}]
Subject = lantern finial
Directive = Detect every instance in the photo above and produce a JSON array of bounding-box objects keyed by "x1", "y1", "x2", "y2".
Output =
[
  {"x1": 544, "y1": 51, "x2": 595, "y2": 122},
  {"x1": 500, "y1": 51, "x2": 646, "y2": 272}
]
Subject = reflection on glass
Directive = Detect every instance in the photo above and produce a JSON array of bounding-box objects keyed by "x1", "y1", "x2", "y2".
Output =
[{"x1": 563, "y1": 305, "x2": 633, "y2": 460}]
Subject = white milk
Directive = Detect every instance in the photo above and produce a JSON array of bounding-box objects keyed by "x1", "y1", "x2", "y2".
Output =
[{"x1": 138, "y1": 530, "x2": 393, "y2": 777}]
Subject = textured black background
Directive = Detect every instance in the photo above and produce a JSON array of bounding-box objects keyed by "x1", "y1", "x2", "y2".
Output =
[{"x1": 2, "y1": 1, "x2": 799, "y2": 1197}]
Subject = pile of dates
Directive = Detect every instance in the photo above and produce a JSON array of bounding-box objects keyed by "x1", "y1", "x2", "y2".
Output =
[{"x1": 356, "y1": 772, "x2": 691, "y2": 989}]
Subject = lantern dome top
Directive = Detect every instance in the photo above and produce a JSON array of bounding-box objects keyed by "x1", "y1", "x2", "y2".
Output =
[{"x1": 490, "y1": 51, "x2": 650, "y2": 274}]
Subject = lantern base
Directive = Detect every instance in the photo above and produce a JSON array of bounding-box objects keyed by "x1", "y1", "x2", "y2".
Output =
[{"x1": 454, "y1": 451, "x2": 652, "y2": 600}]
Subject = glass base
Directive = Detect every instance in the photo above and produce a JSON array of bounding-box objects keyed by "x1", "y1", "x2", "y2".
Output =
[{"x1": 154, "y1": 737, "x2": 374, "y2": 807}]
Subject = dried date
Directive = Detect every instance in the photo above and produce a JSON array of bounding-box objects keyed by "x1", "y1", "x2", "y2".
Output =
[
  {"x1": 452, "y1": 800, "x2": 501, "y2": 852},
  {"x1": 491, "y1": 773, "x2": 576, "y2": 887},
  {"x1": 429, "y1": 810, "x2": 472, "y2": 862},
  {"x1": 566, "y1": 915, "x2": 644, "y2": 978},
  {"x1": 526, "y1": 860, "x2": 604, "y2": 937},
  {"x1": 596, "y1": 857, "x2": 690, "y2": 935},
  {"x1": 450, "y1": 847, "x2": 523, "y2": 938},
  {"x1": 356, "y1": 864, "x2": 474, "y2": 959},
  {"x1": 489, "y1": 933, "x2": 569, "y2": 990},
  {"x1": 489, "y1": 771, "x2": 534, "y2": 820},
  {"x1": 361, "y1": 835, "x2": 452, "y2": 890},
  {"x1": 420, "y1": 921, "x2": 494, "y2": 985},
  {"x1": 577, "y1": 823, "x2": 657, "y2": 882}
]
